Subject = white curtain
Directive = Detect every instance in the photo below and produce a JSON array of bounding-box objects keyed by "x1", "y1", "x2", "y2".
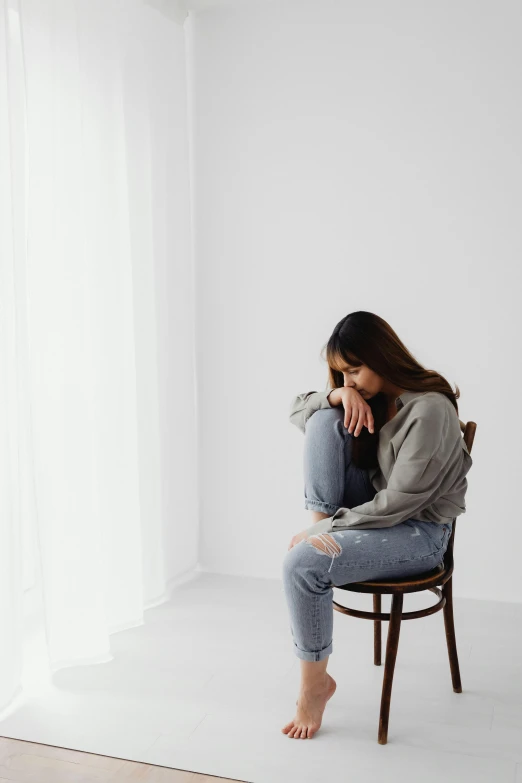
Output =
[{"x1": 0, "y1": 0, "x2": 197, "y2": 716}]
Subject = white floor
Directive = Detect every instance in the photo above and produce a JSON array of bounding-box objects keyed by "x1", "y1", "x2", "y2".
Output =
[{"x1": 1, "y1": 572, "x2": 522, "y2": 783}]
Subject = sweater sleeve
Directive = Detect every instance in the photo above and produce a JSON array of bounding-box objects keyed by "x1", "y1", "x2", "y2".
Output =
[
  {"x1": 289, "y1": 388, "x2": 334, "y2": 434},
  {"x1": 302, "y1": 406, "x2": 450, "y2": 536}
]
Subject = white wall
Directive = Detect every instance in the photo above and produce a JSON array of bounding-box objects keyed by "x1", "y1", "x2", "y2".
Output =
[{"x1": 187, "y1": 0, "x2": 522, "y2": 602}]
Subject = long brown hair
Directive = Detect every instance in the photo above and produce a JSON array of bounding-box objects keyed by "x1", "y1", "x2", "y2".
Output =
[{"x1": 321, "y1": 311, "x2": 461, "y2": 470}]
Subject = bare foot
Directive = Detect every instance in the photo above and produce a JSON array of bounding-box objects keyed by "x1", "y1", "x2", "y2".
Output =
[{"x1": 282, "y1": 673, "x2": 337, "y2": 739}]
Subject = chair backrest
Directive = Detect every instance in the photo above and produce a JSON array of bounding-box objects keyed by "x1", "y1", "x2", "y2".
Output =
[{"x1": 443, "y1": 417, "x2": 477, "y2": 570}]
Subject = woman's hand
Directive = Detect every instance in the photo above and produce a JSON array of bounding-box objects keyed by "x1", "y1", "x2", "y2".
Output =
[
  {"x1": 328, "y1": 387, "x2": 375, "y2": 436},
  {"x1": 288, "y1": 529, "x2": 311, "y2": 551}
]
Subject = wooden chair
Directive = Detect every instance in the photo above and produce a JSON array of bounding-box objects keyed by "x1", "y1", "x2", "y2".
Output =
[{"x1": 332, "y1": 417, "x2": 477, "y2": 745}]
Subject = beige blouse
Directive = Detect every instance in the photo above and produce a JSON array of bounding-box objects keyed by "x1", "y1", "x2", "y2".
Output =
[{"x1": 289, "y1": 387, "x2": 473, "y2": 536}]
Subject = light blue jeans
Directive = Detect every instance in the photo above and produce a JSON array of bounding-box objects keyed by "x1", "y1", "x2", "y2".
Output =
[{"x1": 282, "y1": 407, "x2": 453, "y2": 662}]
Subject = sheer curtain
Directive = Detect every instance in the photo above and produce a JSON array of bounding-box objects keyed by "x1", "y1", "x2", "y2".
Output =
[{"x1": 0, "y1": 0, "x2": 197, "y2": 716}]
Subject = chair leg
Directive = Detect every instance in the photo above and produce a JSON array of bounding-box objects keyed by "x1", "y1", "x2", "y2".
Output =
[
  {"x1": 378, "y1": 593, "x2": 403, "y2": 745},
  {"x1": 442, "y1": 576, "x2": 462, "y2": 693},
  {"x1": 373, "y1": 594, "x2": 381, "y2": 666}
]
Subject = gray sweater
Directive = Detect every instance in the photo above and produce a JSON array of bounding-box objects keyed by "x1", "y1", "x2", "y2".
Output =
[{"x1": 289, "y1": 388, "x2": 473, "y2": 537}]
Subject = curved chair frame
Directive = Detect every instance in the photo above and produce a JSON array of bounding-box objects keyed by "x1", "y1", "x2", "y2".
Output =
[{"x1": 332, "y1": 418, "x2": 477, "y2": 745}]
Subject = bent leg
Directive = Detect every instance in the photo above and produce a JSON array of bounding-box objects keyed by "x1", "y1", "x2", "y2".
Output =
[
  {"x1": 303, "y1": 407, "x2": 375, "y2": 516},
  {"x1": 282, "y1": 520, "x2": 452, "y2": 661}
]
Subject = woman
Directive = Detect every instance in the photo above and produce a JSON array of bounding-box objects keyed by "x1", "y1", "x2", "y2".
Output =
[{"x1": 281, "y1": 310, "x2": 473, "y2": 740}]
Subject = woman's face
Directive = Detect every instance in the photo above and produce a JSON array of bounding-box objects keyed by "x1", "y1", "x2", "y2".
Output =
[{"x1": 335, "y1": 362, "x2": 384, "y2": 399}]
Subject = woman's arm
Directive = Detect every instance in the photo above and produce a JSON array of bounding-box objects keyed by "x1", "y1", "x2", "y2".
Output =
[{"x1": 288, "y1": 388, "x2": 335, "y2": 434}]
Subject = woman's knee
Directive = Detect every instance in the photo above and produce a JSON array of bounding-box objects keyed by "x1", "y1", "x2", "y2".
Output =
[
  {"x1": 282, "y1": 540, "x2": 309, "y2": 577},
  {"x1": 305, "y1": 407, "x2": 344, "y2": 437}
]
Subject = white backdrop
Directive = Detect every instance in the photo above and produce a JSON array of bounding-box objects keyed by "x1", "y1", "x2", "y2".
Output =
[{"x1": 187, "y1": 0, "x2": 522, "y2": 601}]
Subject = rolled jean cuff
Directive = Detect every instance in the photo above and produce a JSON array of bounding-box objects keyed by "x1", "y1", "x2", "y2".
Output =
[
  {"x1": 304, "y1": 499, "x2": 339, "y2": 514},
  {"x1": 294, "y1": 639, "x2": 333, "y2": 662}
]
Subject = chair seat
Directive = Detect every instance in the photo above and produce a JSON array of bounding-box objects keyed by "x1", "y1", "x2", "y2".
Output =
[{"x1": 337, "y1": 562, "x2": 449, "y2": 594}]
